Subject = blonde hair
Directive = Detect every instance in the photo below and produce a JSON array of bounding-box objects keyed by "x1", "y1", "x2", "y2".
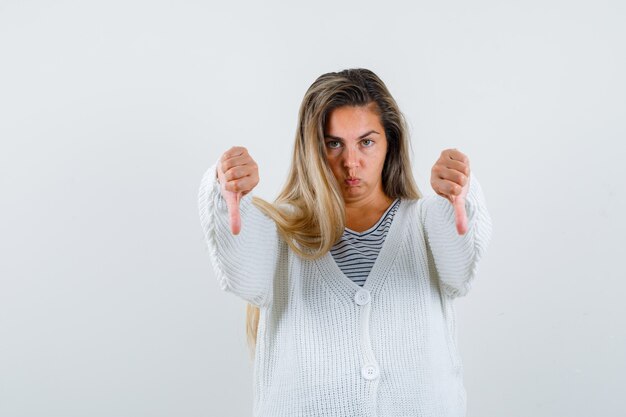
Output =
[{"x1": 244, "y1": 68, "x2": 422, "y2": 359}]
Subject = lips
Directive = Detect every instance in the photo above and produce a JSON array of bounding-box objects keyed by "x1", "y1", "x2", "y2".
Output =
[{"x1": 345, "y1": 178, "x2": 360, "y2": 186}]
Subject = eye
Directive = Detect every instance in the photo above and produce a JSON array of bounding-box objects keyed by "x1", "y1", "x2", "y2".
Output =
[
  {"x1": 362, "y1": 139, "x2": 373, "y2": 146},
  {"x1": 326, "y1": 140, "x2": 342, "y2": 149}
]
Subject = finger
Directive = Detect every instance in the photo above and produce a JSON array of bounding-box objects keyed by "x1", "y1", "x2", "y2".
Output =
[
  {"x1": 433, "y1": 178, "x2": 464, "y2": 197},
  {"x1": 221, "y1": 154, "x2": 254, "y2": 172},
  {"x1": 444, "y1": 149, "x2": 470, "y2": 166},
  {"x1": 221, "y1": 146, "x2": 247, "y2": 162},
  {"x1": 452, "y1": 194, "x2": 468, "y2": 235},
  {"x1": 224, "y1": 165, "x2": 255, "y2": 182},
  {"x1": 434, "y1": 166, "x2": 468, "y2": 190},
  {"x1": 224, "y1": 190, "x2": 241, "y2": 235},
  {"x1": 223, "y1": 175, "x2": 257, "y2": 194},
  {"x1": 442, "y1": 159, "x2": 470, "y2": 177}
]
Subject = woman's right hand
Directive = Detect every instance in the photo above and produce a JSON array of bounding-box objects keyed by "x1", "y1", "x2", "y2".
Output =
[{"x1": 216, "y1": 146, "x2": 260, "y2": 235}]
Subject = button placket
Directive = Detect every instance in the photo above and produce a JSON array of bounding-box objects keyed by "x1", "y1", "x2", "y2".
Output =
[{"x1": 355, "y1": 288, "x2": 379, "y2": 381}]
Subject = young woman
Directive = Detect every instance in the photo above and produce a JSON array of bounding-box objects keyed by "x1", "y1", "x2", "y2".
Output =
[{"x1": 198, "y1": 68, "x2": 492, "y2": 416}]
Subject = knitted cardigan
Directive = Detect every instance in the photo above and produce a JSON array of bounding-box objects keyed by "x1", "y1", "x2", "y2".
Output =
[{"x1": 198, "y1": 162, "x2": 493, "y2": 417}]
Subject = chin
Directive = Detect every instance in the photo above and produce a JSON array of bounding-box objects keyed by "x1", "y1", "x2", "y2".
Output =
[{"x1": 342, "y1": 191, "x2": 363, "y2": 201}]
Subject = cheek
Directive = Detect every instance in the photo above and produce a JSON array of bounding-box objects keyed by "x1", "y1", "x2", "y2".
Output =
[
  {"x1": 376, "y1": 150, "x2": 387, "y2": 168},
  {"x1": 326, "y1": 157, "x2": 341, "y2": 175}
]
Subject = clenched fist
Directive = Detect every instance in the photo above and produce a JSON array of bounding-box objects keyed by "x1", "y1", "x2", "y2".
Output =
[
  {"x1": 430, "y1": 148, "x2": 471, "y2": 235},
  {"x1": 216, "y1": 146, "x2": 260, "y2": 235}
]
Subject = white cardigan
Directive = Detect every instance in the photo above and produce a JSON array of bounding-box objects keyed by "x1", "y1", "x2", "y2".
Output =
[{"x1": 198, "y1": 163, "x2": 493, "y2": 417}]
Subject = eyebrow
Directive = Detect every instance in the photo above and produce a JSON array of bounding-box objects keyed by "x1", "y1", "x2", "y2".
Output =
[{"x1": 324, "y1": 130, "x2": 380, "y2": 141}]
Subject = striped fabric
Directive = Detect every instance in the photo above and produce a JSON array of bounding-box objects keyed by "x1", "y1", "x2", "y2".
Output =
[{"x1": 330, "y1": 198, "x2": 401, "y2": 286}]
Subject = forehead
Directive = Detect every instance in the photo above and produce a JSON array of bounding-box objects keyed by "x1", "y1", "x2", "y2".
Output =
[{"x1": 324, "y1": 104, "x2": 383, "y2": 136}]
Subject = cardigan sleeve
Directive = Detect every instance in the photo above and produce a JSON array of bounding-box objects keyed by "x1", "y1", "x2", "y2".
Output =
[
  {"x1": 197, "y1": 161, "x2": 279, "y2": 308},
  {"x1": 417, "y1": 173, "x2": 493, "y2": 298}
]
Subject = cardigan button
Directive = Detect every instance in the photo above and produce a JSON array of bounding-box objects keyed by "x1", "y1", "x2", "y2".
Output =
[
  {"x1": 361, "y1": 364, "x2": 379, "y2": 380},
  {"x1": 354, "y1": 289, "x2": 371, "y2": 305}
]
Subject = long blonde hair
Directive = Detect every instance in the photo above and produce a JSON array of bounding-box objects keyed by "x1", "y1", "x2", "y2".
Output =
[{"x1": 244, "y1": 68, "x2": 422, "y2": 359}]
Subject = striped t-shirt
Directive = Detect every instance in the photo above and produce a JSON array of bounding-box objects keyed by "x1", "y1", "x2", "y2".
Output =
[{"x1": 330, "y1": 198, "x2": 401, "y2": 287}]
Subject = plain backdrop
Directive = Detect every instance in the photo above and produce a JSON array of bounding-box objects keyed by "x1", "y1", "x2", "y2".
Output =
[{"x1": 1, "y1": 1, "x2": 625, "y2": 416}]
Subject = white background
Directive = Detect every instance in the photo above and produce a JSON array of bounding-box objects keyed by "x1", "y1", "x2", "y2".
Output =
[{"x1": 1, "y1": 1, "x2": 625, "y2": 416}]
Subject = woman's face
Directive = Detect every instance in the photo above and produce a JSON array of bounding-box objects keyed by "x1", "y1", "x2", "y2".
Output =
[{"x1": 323, "y1": 103, "x2": 388, "y2": 205}]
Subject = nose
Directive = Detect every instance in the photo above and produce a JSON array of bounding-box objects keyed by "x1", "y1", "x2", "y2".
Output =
[{"x1": 343, "y1": 145, "x2": 359, "y2": 169}]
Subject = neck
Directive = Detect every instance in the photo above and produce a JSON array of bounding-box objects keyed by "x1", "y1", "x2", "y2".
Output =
[
  {"x1": 345, "y1": 193, "x2": 393, "y2": 213},
  {"x1": 344, "y1": 188, "x2": 394, "y2": 232}
]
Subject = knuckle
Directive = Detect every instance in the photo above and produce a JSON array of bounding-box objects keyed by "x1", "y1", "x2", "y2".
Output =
[
  {"x1": 226, "y1": 166, "x2": 241, "y2": 180},
  {"x1": 226, "y1": 146, "x2": 246, "y2": 158}
]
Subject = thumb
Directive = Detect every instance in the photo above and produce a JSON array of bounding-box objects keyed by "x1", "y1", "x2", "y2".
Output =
[
  {"x1": 224, "y1": 190, "x2": 242, "y2": 235},
  {"x1": 452, "y1": 194, "x2": 468, "y2": 235}
]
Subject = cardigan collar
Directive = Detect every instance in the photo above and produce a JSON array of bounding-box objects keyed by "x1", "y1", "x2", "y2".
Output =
[{"x1": 313, "y1": 199, "x2": 410, "y2": 302}]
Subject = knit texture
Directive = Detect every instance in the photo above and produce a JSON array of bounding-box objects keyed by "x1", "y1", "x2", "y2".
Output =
[{"x1": 198, "y1": 162, "x2": 493, "y2": 417}]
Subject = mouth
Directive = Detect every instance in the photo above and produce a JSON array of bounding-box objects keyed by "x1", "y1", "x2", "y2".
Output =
[{"x1": 345, "y1": 178, "x2": 360, "y2": 186}]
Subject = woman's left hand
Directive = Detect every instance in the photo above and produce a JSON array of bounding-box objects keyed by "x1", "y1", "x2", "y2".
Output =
[{"x1": 430, "y1": 148, "x2": 471, "y2": 235}]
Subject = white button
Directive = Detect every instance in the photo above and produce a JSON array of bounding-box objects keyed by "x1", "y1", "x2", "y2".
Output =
[
  {"x1": 354, "y1": 289, "x2": 371, "y2": 305},
  {"x1": 361, "y1": 364, "x2": 379, "y2": 380}
]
